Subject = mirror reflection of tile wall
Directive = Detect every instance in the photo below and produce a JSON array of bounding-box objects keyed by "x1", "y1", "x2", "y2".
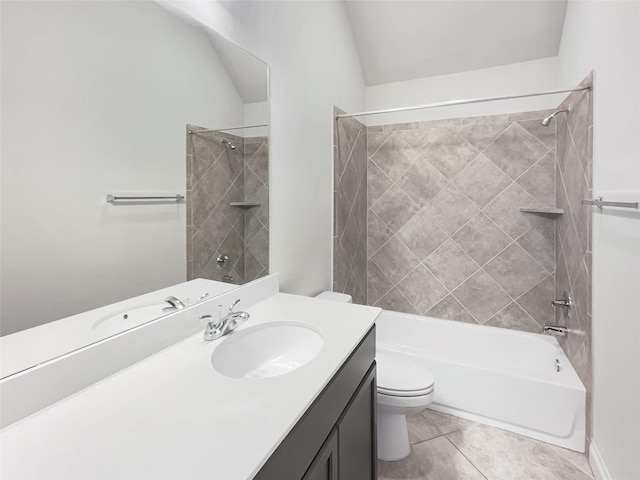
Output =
[{"x1": 187, "y1": 126, "x2": 269, "y2": 285}]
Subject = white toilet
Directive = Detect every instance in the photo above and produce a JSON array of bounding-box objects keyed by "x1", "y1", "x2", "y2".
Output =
[
  {"x1": 315, "y1": 291, "x2": 435, "y2": 461},
  {"x1": 375, "y1": 350, "x2": 435, "y2": 460}
]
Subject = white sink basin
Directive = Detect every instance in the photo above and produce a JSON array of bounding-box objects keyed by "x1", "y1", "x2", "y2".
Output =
[
  {"x1": 92, "y1": 302, "x2": 169, "y2": 336},
  {"x1": 211, "y1": 322, "x2": 323, "y2": 379}
]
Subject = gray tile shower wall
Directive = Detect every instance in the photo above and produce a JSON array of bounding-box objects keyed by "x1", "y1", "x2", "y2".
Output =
[
  {"x1": 187, "y1": 127, "x2": 269, "y2": 285},
  {"x1": 555, "y1": 72, "x2": 593, "y2": 445},
  {"x1": 333, "y1": 107, "x2": 368, "y2": 304},
  {"x1": 366, "y1": 112, "x2": 558, "y2": 333},
  {"x1": 244, "y1": 136, "x2": 270, "y2": 282}
]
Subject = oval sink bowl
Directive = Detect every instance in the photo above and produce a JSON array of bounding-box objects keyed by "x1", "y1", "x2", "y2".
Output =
[
  {"x1": 211, "y1": 323, "x2": 323, "y2": 379},
  {"x1": 92, "y1": 302, "x2": 169, "y2": 336}
]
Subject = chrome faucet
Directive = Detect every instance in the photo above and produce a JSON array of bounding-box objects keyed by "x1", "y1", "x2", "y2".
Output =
[
  {"x1": 163, "y1": 296, "x2": 186, "y2": 311},
  {"x1": 543, "y1": 324, "x2": 570, "y2": 336},
  {"x1": 201, "y1": 299, "x2": 250, "y2": 341}
]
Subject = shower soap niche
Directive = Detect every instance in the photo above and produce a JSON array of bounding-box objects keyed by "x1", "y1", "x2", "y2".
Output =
[
  {"x1": 519, "y1": 207, "x2": 564, "y2": 215},
  {"x1": 230, "y1": 202, "x2": 261, "y2": 208}
]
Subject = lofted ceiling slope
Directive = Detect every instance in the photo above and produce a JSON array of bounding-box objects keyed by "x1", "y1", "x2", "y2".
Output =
[{"x1": 344, "y1": 0, "x2": 568, "y2": 86}]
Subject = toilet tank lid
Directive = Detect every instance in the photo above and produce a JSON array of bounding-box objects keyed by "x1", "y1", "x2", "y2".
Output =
[
  {"x1": 377, "y1": 351, "x2": 434, "y2": 393},
  {"x1": 315, "y1": 291, "x2": 352, "y2": 303}
]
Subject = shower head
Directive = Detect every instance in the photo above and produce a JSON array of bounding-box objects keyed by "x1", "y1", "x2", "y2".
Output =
[
  {"x1": 541, "y1": 106, "x2": 570, "y2": 127},
  {"x1": 221, "y1": 139, "x2": 236, "y2": 150}
]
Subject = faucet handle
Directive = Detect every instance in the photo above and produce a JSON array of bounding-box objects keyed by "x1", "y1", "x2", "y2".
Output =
[
  {"x1": 199, "y1": 314, "x2": 220, "y2": 328},
  {"x1": 228, "y1": 299, "x2": 241, "y2": 314},
  {"x1": 227, "y1": 311, "x2": 250, "y2": 332}
]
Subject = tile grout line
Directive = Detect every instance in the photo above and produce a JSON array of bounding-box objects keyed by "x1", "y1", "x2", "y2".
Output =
[
  {"x1": 443, "y1": 435, "x2": 490, "y2": 480},
  {"x1": 336, "y1": 120, "x2": 362, "y2": 186}
]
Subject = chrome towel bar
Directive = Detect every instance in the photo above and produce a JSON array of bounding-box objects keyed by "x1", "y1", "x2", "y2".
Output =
[
  {"x1": 106, "y1": 194, "x2": 184, "y2": 203},
  {"x1": 582, "y1": 196, "x2": 638, "y2": 209}
]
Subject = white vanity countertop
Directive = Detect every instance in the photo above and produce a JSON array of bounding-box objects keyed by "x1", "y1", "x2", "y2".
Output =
[{"x1": 0, "y1": 293, "x2": 380, "y2": 480}]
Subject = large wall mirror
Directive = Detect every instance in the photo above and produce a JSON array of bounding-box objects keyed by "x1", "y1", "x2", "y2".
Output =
[{"x1": 0, "y1": 0, "x2": 269, "y2": 373}]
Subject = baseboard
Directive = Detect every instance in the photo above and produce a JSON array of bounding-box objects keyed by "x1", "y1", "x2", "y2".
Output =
[{"x1": 589, "y1": 440, "x2": 613, "y2": 480}]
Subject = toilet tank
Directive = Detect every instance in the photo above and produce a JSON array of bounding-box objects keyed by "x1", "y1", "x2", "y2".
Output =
[{"x1": 315, "y1": 291, "x2": 352, "y2": 303}]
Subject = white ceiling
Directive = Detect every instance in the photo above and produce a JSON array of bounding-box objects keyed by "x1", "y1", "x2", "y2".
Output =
[{"x1": 344, "y1": 0, "x2": 568, "y2": 86}]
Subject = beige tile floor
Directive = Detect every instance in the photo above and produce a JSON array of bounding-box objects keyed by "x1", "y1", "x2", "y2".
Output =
[{"x1": 378, "y1": 409, "x2": 594, "y2": 480}]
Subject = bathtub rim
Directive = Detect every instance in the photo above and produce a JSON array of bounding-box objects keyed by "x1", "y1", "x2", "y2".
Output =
[{"x1": 375, "y1": 309, "x2": 586, "y2": 391}]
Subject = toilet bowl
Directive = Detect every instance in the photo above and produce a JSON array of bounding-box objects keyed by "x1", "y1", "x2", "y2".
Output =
[
  {"x1": 314, "y1": 291, "x2": 436, "y2": 461},
  {"x1": 376, "y1": 351, "x2": 435, "y2": 461}
]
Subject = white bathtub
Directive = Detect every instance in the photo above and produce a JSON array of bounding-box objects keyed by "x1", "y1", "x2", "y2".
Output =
[{"x1": 376, "y1": 310, "x2": 586, "y2": 452}]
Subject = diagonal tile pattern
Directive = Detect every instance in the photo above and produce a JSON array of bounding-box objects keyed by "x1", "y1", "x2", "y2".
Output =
[
  {"x1": 397, "y1": 210, "x2": 448, "y2": 260},
  {"x1": 452, "y1": 153, "x2": 512, "y2": 208},
  {"x1": 187, "y1": 126, "x2": 269, "y2": 285},
  {"x1": 484, "y1": 122, "x2": 550, "y2": 179},
  {"x1": 484, "y1": 243, "x2": 548, "y2": 298},
  {"x1": 554, "y1": 73, "x2": 594, "y2": 442},
  {"x1": 365, "y1": 111, "x2": 557, "y2": 328},
  {"x1": 426, "y1": 130, "x2": 479, "y2": 179},
  {"x1": 452, "y1": 212, "x2": 511, "y2": 265},
  {"x1": 452, "y1": 270, "x2": 511, "y2": 323},
  {"x1": 423, "y1": 240, "x2": 480, "y2": 290}
]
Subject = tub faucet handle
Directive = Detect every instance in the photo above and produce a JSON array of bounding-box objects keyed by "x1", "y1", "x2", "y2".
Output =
[{"x1": 551, "y1": 296, "x2": 572, "y2": 309}]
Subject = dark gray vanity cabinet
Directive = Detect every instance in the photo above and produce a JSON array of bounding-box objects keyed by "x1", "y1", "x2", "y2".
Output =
[
  {"x1": 254, "y1": 326, "x2": 376, "y2": 480},
  {"x1": 302, "y1": 428, "x2": 339, "y2": 480}
]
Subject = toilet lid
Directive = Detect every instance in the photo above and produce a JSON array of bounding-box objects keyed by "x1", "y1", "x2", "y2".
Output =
[{"x1": 376, "y1": 351, "x2": 434, "y2": 397}]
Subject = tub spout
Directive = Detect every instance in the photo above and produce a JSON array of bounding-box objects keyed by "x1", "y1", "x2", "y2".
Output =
[{"x1": 543, "y1": 324, "x2": 569, "y2": 336}]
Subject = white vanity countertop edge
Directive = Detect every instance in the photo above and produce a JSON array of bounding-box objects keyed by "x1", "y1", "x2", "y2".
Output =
[{"x1": 0, "y1": 293, "x2": 380, "y2": 480}]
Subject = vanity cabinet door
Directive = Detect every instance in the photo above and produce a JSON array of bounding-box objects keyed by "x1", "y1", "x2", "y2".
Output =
[
  {"x1": 302, "y1": 428, "x2": 338, "y2": 480},
  {"x1": 338, "y1": 364, "x2": 377, "y2": 480},
  {"x1": 253, "y1": 327, "x2": 375, "y2": 480}
]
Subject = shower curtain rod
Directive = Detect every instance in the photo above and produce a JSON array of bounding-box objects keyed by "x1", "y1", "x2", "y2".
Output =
[
  {"x1": 335, "y1": 84, "x2": 591, "y2": 119},
  {"x1": 188, "y1": 123, "x2": 268, "y2": 134}
]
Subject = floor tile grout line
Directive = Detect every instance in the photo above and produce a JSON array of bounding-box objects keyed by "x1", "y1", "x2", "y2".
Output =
[
  {"x1": 408, "y1": 431, "x2": 449, "y2": 448},
  {"x1": 443, "y1": 434, "x2": 490, "y2": 480}
]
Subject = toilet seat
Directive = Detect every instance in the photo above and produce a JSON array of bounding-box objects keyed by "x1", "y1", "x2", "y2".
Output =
[
  {"x1": 376, "y1": 351, "x2": 434, "y2": 397},
  {"x1": 378, "y1": 384, "x2": 434, "y2": 397}
]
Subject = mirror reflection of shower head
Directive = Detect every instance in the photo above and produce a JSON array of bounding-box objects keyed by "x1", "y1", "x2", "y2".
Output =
[
  {"x1": 541, "y1": 106, "x2": 570, "y2": 127},
  {"x1": 221, "y1": 139, "x2": 236, "y2": 150}
]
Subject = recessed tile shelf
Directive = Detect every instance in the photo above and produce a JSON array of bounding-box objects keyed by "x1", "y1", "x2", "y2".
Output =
[
  {"x1": 519, "y1": 207, "x2": 564, "y2": 215},
  {"x1": 230, "y1": 202, "x2": 262, "y2": 209}
]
